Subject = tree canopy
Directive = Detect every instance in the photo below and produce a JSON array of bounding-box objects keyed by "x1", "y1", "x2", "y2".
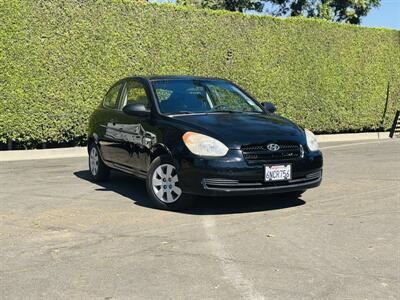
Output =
[{"x1": 176, "y1": 0, "x2": 381, "y2": 24}]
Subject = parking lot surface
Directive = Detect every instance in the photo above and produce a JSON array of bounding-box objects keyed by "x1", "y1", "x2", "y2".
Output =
[{"x1": 1, "y1": 140, "x2": 399, "y2": 299}]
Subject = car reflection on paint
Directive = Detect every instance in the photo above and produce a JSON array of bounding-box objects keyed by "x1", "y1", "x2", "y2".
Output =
[{"x1": 105, "y1": 123, "x2": 156, "y2": 148}]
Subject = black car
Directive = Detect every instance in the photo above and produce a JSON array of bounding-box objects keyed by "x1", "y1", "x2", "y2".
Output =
[{"x1": 88, "y1": 76, "x2": 323, "y2": 210}]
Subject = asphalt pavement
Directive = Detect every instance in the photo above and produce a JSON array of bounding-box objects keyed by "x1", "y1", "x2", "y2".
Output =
[{"x1": 1, "y1": 139, "x2": 399, "y2": 299}]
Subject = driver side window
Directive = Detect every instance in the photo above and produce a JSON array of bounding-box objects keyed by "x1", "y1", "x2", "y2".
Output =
[{"x1": 121, "y1": 80, "x2": 151, "y2": 110}]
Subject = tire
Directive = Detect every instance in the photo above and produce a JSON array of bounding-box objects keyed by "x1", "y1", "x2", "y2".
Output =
[
  {"x1": 146, "y1": 155, "x2": 194, "y2": 211},
  {"x1": 88, "y1": 142, "x2": 110, "y2": 182}
]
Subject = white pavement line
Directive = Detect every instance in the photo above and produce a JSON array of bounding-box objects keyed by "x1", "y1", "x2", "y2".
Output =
[
  {"x1": 320, "y1": 139, "x2": 400, "y2": 150},
  {"x1": 202, "y1": 216, "x2": 264, "y2": 300}
]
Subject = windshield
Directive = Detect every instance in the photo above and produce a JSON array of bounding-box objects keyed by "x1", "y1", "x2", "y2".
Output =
[{"x1": 151, "y1": 79, "x2": 263, "y2": 114}]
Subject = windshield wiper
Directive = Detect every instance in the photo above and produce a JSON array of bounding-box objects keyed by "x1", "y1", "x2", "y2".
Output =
[
  {"x1": 212, "y1": 109, "x2": 244, "y2": 113},
  {"x1": 167, "y1": 111, "x2": 193, "y2": 115},
  {"x1": 168, "y1": 111, "x2": 213, "y2": 115}
]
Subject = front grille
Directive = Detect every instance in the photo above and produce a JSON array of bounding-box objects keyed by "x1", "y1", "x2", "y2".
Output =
[{"x1": 241, "y1": 142, "x2": 303, "y2": 164}]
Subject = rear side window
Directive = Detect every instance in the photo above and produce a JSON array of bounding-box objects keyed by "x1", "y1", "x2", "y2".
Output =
[{"x1": 103, "y1": 83, "x2": 122, "y2": 109}]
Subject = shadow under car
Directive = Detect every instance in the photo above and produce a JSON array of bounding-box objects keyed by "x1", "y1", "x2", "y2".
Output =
[{"x1": 74, "y1": 170, "x2": 305, "y2": 215}]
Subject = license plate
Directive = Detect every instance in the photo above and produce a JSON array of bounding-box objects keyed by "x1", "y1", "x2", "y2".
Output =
[{"x1": 265, "y1": 164, "x2": 292, "y2": 181}]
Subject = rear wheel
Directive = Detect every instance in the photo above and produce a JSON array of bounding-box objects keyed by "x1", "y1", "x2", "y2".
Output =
[
  {"x1": 88, "y1": 143, "x2": 110, "y2": 182},
  {"x1": 146, "y1": 155, "x2": 194, "y2": 210}
]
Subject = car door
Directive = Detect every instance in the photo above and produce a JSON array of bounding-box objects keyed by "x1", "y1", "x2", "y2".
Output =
[
  {"x1": 98, "y1": 80, "x2": 128, "y2": 164},
  {"x1": 118, "y1": 78, "x2": 155, "y2": 173}
]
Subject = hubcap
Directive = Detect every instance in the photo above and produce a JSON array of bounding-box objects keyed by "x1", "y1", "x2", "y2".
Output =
[
  {"x1": 152, "y1": 164, "x2": 182, "y2": 203},
  {"x1": 90, "y1": 147, "x2": 99, "y2": 176}
]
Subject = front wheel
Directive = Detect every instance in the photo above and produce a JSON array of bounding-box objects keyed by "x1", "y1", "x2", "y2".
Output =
[{"x1": 146, "y1": 155, "x2": 194, "y2": 211}]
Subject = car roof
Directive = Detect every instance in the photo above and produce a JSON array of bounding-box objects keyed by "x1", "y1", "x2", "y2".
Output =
[{"x1": 134, "y1": 75, "x2": 229, "y2": 81}]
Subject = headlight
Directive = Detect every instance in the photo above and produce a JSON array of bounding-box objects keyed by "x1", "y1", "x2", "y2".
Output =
[
  {"x1": 182, "y1": 132, "x2": 228, "y2": 157},
  {"x1": 305, "y1": 129, "x2": 319, "y2": 151}
]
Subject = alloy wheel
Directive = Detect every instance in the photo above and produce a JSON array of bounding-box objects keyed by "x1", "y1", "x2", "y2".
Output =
[{"x1": 90, "y1": 147, "x2": 99, "y2": 176}]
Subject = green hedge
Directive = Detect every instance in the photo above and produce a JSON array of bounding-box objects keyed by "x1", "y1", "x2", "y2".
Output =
[{"x1": 1, "y1": 0, "x2": 399, "y2": 147}]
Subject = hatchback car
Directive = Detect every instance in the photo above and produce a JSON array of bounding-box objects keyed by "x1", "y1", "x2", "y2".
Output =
[{"x1": 88, "y1": 76, "x2": 323, "y2": 210}]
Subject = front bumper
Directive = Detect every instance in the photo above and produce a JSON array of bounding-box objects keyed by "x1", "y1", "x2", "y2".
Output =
[{"x1": 175, "y1": 149, "x2": 323, "y2": 196}]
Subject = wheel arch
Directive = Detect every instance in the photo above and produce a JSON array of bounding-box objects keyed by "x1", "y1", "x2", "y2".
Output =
[
  {"x1": 149, "y1": 144, "x2": 173, "y2": 164},
  {"x1": 87, "y1": 133, "x2": 99, "y2": 154}
]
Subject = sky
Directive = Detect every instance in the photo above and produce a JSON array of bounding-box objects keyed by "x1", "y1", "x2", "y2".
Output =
[
  {"x1": 153, "y1": 0, "x2": 400, "y2": 30},
  {"x1": 361, "y1": 0, "x2": 400, "y2": 29}
]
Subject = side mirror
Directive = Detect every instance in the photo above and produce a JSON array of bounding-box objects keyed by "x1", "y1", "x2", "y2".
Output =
[
  {"x1": 261, "y1": 102, "x2": 276, "y2": 113},
  {"x1": 122, "y1": 103, "x2": 150, "y2": 117}
]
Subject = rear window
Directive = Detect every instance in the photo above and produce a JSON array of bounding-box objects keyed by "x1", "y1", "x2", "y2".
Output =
[{"x1": 103, "y1": 83, "x2": 122, "y2": 109}]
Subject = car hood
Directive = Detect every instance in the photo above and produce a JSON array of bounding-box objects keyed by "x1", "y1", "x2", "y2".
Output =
[{"x1": 171, "y1": 113, "x2": 306, "y2": 149}]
